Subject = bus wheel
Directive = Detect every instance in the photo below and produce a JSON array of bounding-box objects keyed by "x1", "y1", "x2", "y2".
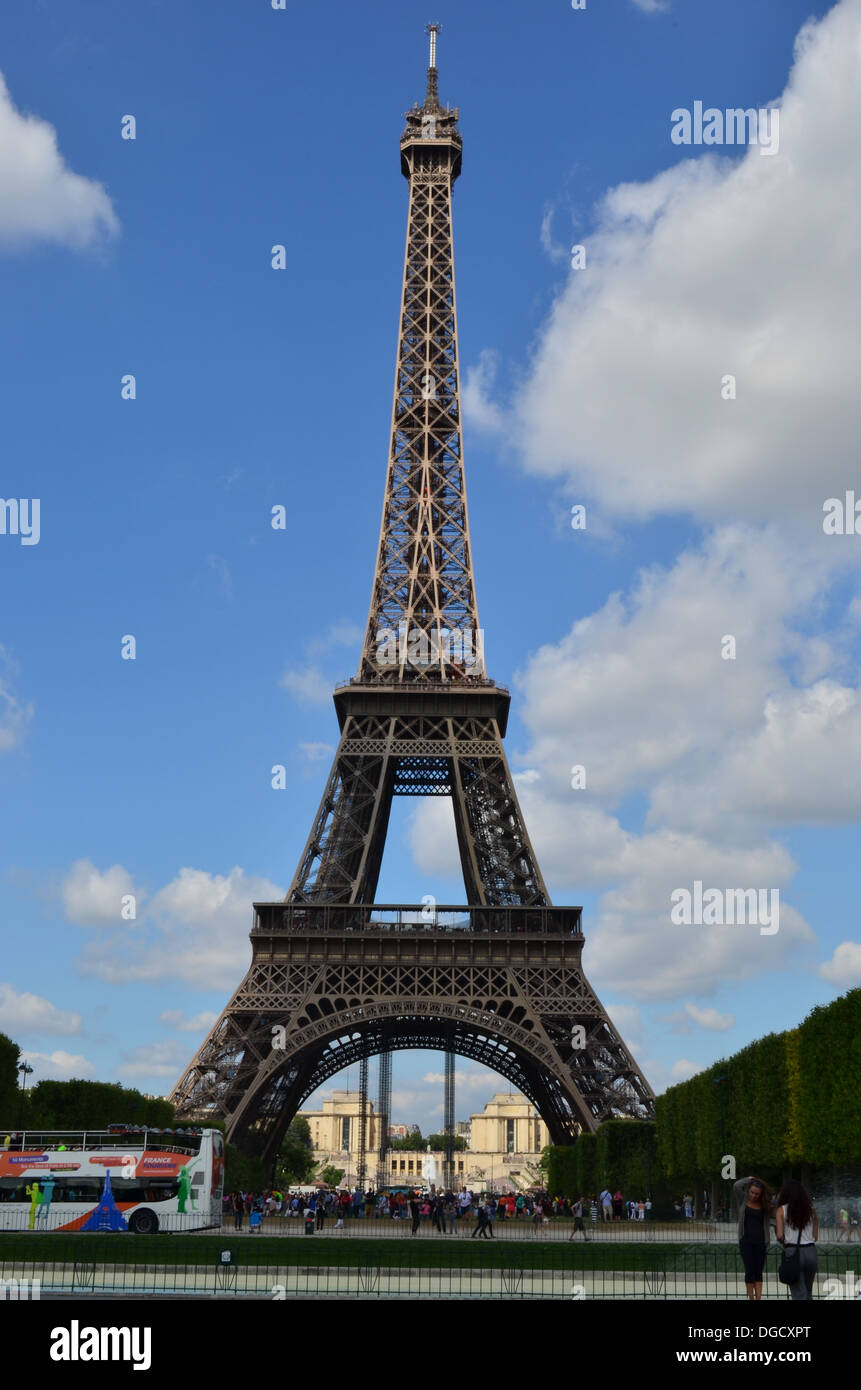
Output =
[{"x1": 129, "y1": 1209, "x2": 159, "y2": 1235}]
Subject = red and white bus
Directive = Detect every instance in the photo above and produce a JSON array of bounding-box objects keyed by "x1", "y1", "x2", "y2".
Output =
[{"x1": 0, "y1": 1125, "x2": 224, "y2": 1234}]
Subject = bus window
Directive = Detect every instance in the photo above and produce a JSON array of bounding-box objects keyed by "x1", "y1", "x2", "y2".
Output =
[{"x1": 112, "y1": 1178, "x2": 179, "y2": 1203}]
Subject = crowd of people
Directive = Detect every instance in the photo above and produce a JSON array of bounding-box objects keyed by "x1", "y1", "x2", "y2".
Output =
[
  {"x1": 224, "y1": 1177, "x2": 842, "y2": 1297},
  {"x1": 223, "y1": 1186, "x2": 657, "y2": 1235}
]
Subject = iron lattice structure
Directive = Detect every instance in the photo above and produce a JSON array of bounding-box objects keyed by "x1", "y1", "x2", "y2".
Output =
[{"x1": 171, "y1": 32, "x2": 654, "y2": 1166}]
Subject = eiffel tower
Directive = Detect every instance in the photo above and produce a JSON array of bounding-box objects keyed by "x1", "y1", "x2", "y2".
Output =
[{"x1": 171, "y1": 26, "x2": 654, "y2": 1167}]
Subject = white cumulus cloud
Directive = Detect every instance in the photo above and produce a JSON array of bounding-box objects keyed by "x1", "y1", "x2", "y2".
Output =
[
  {"x1": 0, "y1": 71, "x2": 118, "y2": 251},
  {"x1": 20, "y1": 1050, "x2": 97, "y2": 1081},
  {"x1": 818, "y1": 943, "x2": 861, "y2": 990},
  {"x1": 158, "y1": 1009, "x2": 219, "y2": 1034},
  {"x1": 510, "y1": 0, "x2": 861, "y2": 531},
  {"x1": 62, "y1": 860, "x2": 139, "y2": 927},
  {"x1": 78, "y1": 865, "x2": 284, "y2": 990},
  {"x1": 683, "y1": 1003, "x2": 735, "y2": 1032},
  {"x1": 0, "y1": 984, "x2": 82, "y2": 1037}
]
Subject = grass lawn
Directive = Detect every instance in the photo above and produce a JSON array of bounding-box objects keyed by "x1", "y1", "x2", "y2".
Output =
[{"x1": 0, "y1": 1233, "x2": 856, "y2": 1275}]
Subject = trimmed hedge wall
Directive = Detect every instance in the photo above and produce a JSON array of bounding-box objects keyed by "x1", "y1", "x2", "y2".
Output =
[{"x1": 544, "y1": 988, "x2": 860, "y2": 1196}]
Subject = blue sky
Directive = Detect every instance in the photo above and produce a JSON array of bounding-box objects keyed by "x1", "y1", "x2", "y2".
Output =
[{"x1": 1, "y1": 0, "x2": 859, "y2": 1134}]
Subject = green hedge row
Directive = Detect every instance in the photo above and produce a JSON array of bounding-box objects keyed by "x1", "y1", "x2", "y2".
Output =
[{"x1": 544, "y1": 988, "x2": 861, "y2": 1193}]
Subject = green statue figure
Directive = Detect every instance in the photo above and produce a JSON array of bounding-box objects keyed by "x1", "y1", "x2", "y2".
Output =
[
  {"x1": 26, "y1": 1181, "x2": 41, "y2": 1230},
  {"x1": 37, "y1": 1174, "x2": 56, "y2": 1219},
  {"x1": 177, "y1": 1165, "x2": 192, "y2": 1214}
]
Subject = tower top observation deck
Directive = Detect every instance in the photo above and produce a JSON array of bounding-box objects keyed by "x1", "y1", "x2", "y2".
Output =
[{"x1": 401, "y1": 22, "x2": 462, "y2": 180}]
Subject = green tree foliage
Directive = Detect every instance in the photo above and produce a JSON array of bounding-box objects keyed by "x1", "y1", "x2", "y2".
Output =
[
  {"x1": 426, "y1": 1133, "x2": 467, "y2": 1151},
  {"x1": 320, "y1": 1165, "x2": 344, "y2": 1187},
  {"x1": 542, "y1": 1130, "x2": 599, "y2": 1197},
  {"x1": 224, "y1": 1143, "x2": 265, "y2": 1194},
  {"x1": 389, "y1": 1128, "x2": 423, "y2": 1150},
  {"x1": 25, "y1": 1079, "x2": 173, "y2": 1130},
  {"x1": 0, "y1": 1033, "x2": 22, "y2": 1125},
  {"x1": 275, "y1": 1117, "x2": 316, "y2": 1186},
  {"x1": 796, "y1": 991, "x2": 861, "y2": 1166},
  {"x1": 388, "y1": 1131, "x2": 466, "y2": 1152},
  {"x1": 547, "y1": 989, "x2": 861, "y2": 1196},
  {"x1": 596, "y1": 1120, "x2": 657, "y2": 1194}
]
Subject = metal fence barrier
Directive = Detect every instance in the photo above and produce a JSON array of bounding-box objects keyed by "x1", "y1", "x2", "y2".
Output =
[{"x1": 0, "y1": 1240, "x2": 855, "y2": 1299}]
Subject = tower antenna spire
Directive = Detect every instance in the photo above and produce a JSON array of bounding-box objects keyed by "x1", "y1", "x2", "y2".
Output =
[
  {"x1": 425, "y1": 22, "x2": 441, "y2": 108},
  {"x1": 427, "y1": 21, "x2": 439, "y2": 70}
]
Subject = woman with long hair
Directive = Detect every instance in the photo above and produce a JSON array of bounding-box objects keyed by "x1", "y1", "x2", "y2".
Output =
[
  {"x1": 776, "y1": 1179, "x2": 819, "y2": 1301},
  {"x1": 733, "y1": 1175, "x2": 771, "y2": 1300}
]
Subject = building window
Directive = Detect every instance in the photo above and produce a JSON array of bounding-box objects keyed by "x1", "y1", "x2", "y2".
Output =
[
  {"x1": 408, "y1": 1160, "x2": 414, "y2": 1173},
  {"x1": 342, "y1": 1117, "x2": 351, "y2": 1151},
  {"x1": 506, "y1": 1118, "x2": 515, "y2": 1154},
  {"x1": 458, "y1": 1161, "x2": 464, "y2": 1174}
]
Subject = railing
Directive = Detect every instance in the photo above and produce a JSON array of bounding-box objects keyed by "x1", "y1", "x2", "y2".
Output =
[
  {"x1": 251, "y1": 904, "x2": 583, "y2": 937},
  {"x1": 2, "y1": 1132, "x2": 199, "y2": 1155},
  {"x1": 0, "y1": 1228, "x2": 854, "y2": 1299},
  {"x1": 334, "y1": 676, "x2": 508, "y2": 694}
]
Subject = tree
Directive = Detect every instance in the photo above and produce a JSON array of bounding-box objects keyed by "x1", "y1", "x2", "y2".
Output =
[
  {"x1": 320, "y1": 1165, "x2": 344, "y2": 1187},
  {"x1": 275, "y1": 1117, "x2": 315, "y2": 1186},
  {"x1": 389, "y1": 1128, "x2": 423, "y2": 1150},
  {"x1": 224, "y1": 1143, "x2": 265, "y2": 1194},
  {"x1": 425, "y1": 1133, "x2": 467, "y2": 1152},
  {"x1": 0, "y1": 1033, "x2": 21, "y2": 1125},
  {"x1": 25, "y1": 1079, "x2": 173, "y2": 1130}
]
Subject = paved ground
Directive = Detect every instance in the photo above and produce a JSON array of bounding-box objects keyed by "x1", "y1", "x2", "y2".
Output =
[
  {"x1": 0, "y1": 1262, "x2": 831, "y2": 1300},
  {"x1": 212, "y1": 1218, "x2": 852, "y2": 1245}
]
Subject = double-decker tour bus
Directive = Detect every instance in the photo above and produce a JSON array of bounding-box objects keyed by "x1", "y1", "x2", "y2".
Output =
[{"x1": 0, "y1": 1124, "x2": 224, "y2": 1234}]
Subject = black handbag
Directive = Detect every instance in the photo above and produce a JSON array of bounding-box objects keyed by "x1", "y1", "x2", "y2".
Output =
[{"x1": 778, "y1": 1225, "x2": 803, "y2": 1283}]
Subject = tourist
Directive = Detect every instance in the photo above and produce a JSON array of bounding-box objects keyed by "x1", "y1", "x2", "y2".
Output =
[
  {"x1": 683, "y1": 1192, "x2": 694, "y2": 1220},
  {"x1": 430, "y1": 1194, "x2": 443, "y2": 1233},
  {"x1": 569, "y1": 1196, "x2": 589, "y2": 1242},
  {"x1": 612, "y1": 1189, "x2": 624, "y2": 1221},
  {"x1": 471, "y1": 1200, "x2": 492, "y2": 1239},
  {"x1": 231, "y1": 1191, "x2": 244, "y2": 1231},
  {"x1": 776, "y1": 1180, "x2": 818, "y2": 1301},
  {"x1": 733, "y1": 1175, "x2": 771, "y2": 1301},
  {"x1": 599, "y1": 1187, "x2": 612, "y2": 1222},
  {"x1": 444, "y1": 1192, "x2": 457, "y2": 1234},
  {"x1": 486, "y1": 1195, "x2": 496, "y2": 1237},
  {"x1": 409, "y1": 1193, "x2": 421, "y2": 1236}
]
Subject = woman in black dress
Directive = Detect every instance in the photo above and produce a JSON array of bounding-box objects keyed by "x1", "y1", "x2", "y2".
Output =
[{"x1": 733, "y1": 1176, "x2": 771, "y2": 1300}]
